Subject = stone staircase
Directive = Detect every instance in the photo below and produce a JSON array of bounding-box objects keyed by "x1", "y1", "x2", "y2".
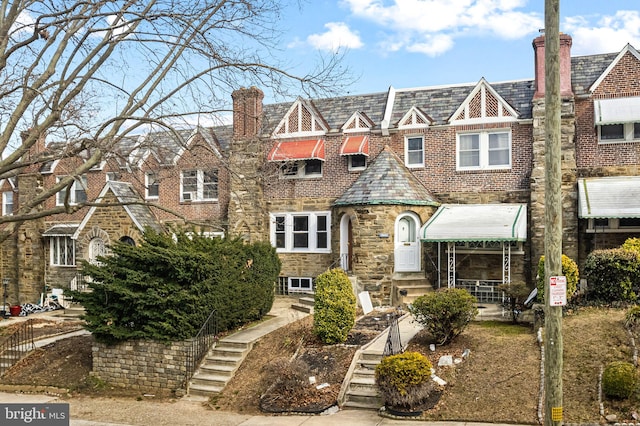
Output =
[
  {"x1": 339, "y1": 349, "x2": 383, "y2": 410},
  {"x1": 392, "y1": 272, "x2": 433, "y2": 306},
  {"x1": 290, "y1": 295, "x2": 314, "y2": 314},
  {"x1": 188, "y1": 340, "x2": 253, "y2": 397}
]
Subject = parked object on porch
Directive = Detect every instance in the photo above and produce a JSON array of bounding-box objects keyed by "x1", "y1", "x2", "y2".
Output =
[{"x1": 9, "y1": 305, "x2": 21, "y2": 316}]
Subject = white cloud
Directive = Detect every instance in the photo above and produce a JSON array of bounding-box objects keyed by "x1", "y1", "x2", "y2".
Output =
[
  {"x1": 338, "y1": 0, "x2": 542, "y2": 56},
  {"x1": 564, "y1": 11, "x2": 640, "y2": 55},
  {"x1": 306, "y1": 22, "x2": 364, "y2": 52}
]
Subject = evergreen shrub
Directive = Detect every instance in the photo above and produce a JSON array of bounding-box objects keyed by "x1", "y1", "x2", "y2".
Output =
[
  {"x1": 536, "y1": 254, "x2": 579, "y2": 302},
  {"x1": 313, "y1": 268, "x2": 356, "y2": 344},
  {"x1": 624, "y1": 305, "x2": 640, "y2": 331},
  {"x1": 622, "y1": 237, "x2": 640, "y2": 255},
  {"x1": 584, "y1": 248, "x2": 640, "y2": 303},
  {"x1": 375, "y1": 351, "x2": 434, "y2": 411},
  {"x1": 602, "y1": 361, "x2": 638, "y2": 399},
  {"x1": 72, "y1": 228, "x2": 280, "y2": 343},
  {"x1": 409, "y1": 288, "x2": 477, "y2": 345}
]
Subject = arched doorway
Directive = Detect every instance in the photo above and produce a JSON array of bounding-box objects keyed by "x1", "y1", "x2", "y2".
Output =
[
  {"x1": 394, "y1": 212, "x2": 421, "y2": 272},
  {"x1": 339, "y1": 214, "x2": 353, "y2": 272}
]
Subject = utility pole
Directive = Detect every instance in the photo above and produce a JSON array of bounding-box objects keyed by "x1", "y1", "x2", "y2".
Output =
[{"x1": 544, "y1": 1, "x2": 563, "y2": 425}]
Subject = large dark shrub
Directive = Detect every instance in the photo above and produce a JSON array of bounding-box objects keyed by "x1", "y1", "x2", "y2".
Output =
[
  {"x1": 409, "y1": 288, "x2": 477, "y2": 345},
  {"x1": 536, "y1": 254, "x2": 579, "y2": 302},
  {"x1": 72, "y1": 228, "x2": 280, "y2": 342},
  {"x1": 375, "y1": 351, "x2": 434, "y2": 412},
  {"x1": 584, "y1": 248, "x2": 640, "y2": 303},
  {"x1": 313, "y1": 268, "x2": 356, "y2": 344},
  {"x1": 602, "y1": 361, "x2": 638, "y2": 399}
]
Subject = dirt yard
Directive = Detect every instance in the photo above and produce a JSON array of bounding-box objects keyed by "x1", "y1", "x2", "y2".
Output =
[{"x1": 0, "y1": 307, "x2": 638, "y2": 424}]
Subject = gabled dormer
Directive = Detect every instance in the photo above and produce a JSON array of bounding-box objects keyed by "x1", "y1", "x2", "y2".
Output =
[
  {"x1": 342, "y1": 111, "x2": 374, "y2": 133},
  {"x1": 272, "y1": 98, "x2": 328, "y2": 138},
  {"x1": 589, "y1": 44, "x2": 640, "y2": 96},
  {"x1": 449, "y1": 78, "x2": 518, "y2": 125},
  {"x1": 397, "y1": 106, "x2": 432, "y2": 130}
]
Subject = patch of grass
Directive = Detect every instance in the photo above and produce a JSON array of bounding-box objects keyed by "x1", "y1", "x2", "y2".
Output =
[{"x1": 475, "y1": 320, "x2": 532, "y2": 335}]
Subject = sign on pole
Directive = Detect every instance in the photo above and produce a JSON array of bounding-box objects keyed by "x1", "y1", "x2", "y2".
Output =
[{"x1": 549, "y1": 275, "x2": 567, "y2": 307}]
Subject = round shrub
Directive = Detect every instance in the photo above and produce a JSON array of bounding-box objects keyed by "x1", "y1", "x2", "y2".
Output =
[
  {"x1": 313, "y1": 268, "x2": 357, "y2": 344},
  {"x1": 536, "y1": 254, "x2": 579, "y2": 303},
  {"x1": 375, "y1": 351, "x2": 434, "y2": 411},
  {"x1": 602, "y1": 361, "x2": 638, "y2": 399},
  {"x1": 584, "y1": 248, "x2": 640, "y2": 303},
  {"x1": 409, "y1": 288, "x2": 478, "y2": 345}
]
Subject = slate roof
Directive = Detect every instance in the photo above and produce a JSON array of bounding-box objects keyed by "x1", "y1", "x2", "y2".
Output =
[
  {"x1": 333, "y1": 146, "x2": 439, "y2": 207},
  {"x1": 571, "y1": 52, "x2": 618, "y2": 95},
  {"x1": 106, "y1": 181, "x2": 164, "y2": 233}
]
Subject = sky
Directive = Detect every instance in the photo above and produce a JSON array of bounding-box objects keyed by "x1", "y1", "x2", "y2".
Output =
[{"x1": 278, "y1": 0, "x2": 640, "y2": 98}]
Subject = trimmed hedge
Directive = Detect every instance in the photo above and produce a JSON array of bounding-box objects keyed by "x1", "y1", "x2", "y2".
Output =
[
  {"x1": 72, "y1": 228, "x2": 280, "y2": 343},
  {"x1": 602, "y1": 361, "x2": 638, "y2": 399},
  {"x1": 313, "y1": 268, "x2": 356, "y2": 344},
  {"x1": 584, "y1": 248, "x2": 640, "y2": 303},
  {"x1": 375, "y1": 351, "x2": 434, "y2": 411}
]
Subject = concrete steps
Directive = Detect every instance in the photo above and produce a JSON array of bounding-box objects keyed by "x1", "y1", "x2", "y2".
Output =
[
  {"x1": 188, "y1": 340, "x2": 252, "y2": 397},
  {"x1": 291, "y1": 296, "x2": 314, "y2": 314},
  {"x1": 340, "y1": 350, "x2": 383, "y2": 410},
  {"x1": 392, "y1": 272, "x2": 433, "y2": 306}
]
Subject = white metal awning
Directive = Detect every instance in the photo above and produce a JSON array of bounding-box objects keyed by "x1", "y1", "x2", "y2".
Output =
[
  {"x1": 420, "y1": 203, "x2": 527, "y2": 242},
  {"x1": 594, "y1": 96, "x2": 640, "y2": 125},
  {"x1": 578, "y1": 176, "x2": 640, "y2": 218}
]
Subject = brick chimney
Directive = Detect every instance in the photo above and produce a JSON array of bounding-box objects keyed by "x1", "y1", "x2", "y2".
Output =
[
  {"x1": 533, "y1": 33, "x2": 573, "y2": 99},
  {"x1": 231, "y1": 87, "x2": 264, "y2": 138}
]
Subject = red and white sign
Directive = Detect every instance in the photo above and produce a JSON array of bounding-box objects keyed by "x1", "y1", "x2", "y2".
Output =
[{"x1": 549, "y1": 275, "x2": 567, "y2": 307}]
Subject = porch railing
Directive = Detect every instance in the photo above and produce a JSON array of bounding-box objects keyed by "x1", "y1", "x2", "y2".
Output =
[
  {"x1": 0, "y1": 319, "x2": 35, "y2": 377},
  {"x1": 456, "y1": 279, "x2": 505, "y2": 304},
  {"x1": 185, "y1": 309, "x2": 218, "y2": 387}
]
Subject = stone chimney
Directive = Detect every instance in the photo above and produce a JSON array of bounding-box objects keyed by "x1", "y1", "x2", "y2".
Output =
[
  {"x1": 532, "y1": 33, "x2": 573, "y2": 99},
  {"x1": 231, "y1": 87, "x2": 264, "y2": 138}
]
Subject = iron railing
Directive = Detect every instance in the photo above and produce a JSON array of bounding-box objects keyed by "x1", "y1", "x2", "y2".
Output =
[
  {"x1": 456, "y1": 279, "x2": 505, "y2": 303},
  {"x1": 383, "y1": 312, "x2": 403, "y2": 357},
  {"x1": 0, "y1": 319, "x2": 35, "y2": 377},
  {"x1": 185, "y1": 309, "x2": 218, "y2": 386}
]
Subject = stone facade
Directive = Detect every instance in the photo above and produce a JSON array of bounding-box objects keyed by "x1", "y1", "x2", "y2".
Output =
[{"x1": 92, "y1": 340, "x2": 190, "y2": 392}]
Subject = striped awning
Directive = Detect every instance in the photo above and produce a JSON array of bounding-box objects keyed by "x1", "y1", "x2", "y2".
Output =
[
  {"x1": 578, "y1": 176, "x2": 640, "y2": 218},
  {"x1": 340, "y1": 135, "x2": 369, "y2": 156},
  {"x1": 267, "y1": 139, "x2": 325, "y2": 162},
  {"x1": 420, "y1": 204, "x2": 527, "y2": 242},
  {"x1": 594, "y1": 96, "x2": 640, "y2": 125}
]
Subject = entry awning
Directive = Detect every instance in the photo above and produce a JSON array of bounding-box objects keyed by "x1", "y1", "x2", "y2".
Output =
[
  {"x1": 267, "y1": 139, "x2": 325, "y2": 162},
  {"x1": 578, "y1": 176, "x2": 640, "y2": 218},
  {"x1": 340, "y1": 135, "x2": 369, "y2": 156},
  {"x1": 42, "y1": 224, "x2": 79, "y2": 237},
  {"x1": 594, "y1": 96, "x2": 640, "y2": 125},
  {"x1": 420, "y1": 204, "x2": 527, "y2": 242}
]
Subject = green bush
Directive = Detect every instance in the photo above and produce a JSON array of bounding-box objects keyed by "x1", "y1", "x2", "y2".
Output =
[
  {"x1": 622, "y1": 237, "x2": 640, "y2": 255},
  {"x1": 375, "y1": 351, "x2": 434, "y2": 411},
  {"x1": 602, "y1": 361, "x2": 638, "y2": 399},
  {"x1": 584, "y1": 248, "x2": 640, "y2": 303},
  {"x1": 536, "y1": 254, "x2": 579, "y2": 302},
  {"x1": 313, "y1": 268, "x2": 357, "y2": 344},
  {"x1": 409, "y1": 288, "x2": 478, "y2": 345},
  {"x1": 72, "y1": 228, "x2": 280, "y2": 343},
  {"x1": 625, "y1": 305, "x2": 640, "y2": 331}
]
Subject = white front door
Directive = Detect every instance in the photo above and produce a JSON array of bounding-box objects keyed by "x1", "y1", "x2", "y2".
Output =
[{"x1": 394, "y1": 213, "x2": 421, "y2": 272}]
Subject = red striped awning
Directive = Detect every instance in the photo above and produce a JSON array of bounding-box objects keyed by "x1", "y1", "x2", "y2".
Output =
[
  {"x1": 340, "y1": 135, "x2": 369, "y2": 156},
  {"x1": 267, "y1": 139, "x2": 325, "y2": 161}
]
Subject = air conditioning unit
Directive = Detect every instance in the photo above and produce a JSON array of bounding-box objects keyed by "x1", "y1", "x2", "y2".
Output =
[{"x1": 182, "y1": 192, "x2": 193, "y2": 201}]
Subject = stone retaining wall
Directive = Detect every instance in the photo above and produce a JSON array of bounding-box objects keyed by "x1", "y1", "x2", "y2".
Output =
[{"x1": 92, "y1": 339, "x2": 191, "y2": 393}]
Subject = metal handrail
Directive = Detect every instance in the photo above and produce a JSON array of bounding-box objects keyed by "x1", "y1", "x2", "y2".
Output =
[
  {"x1": 0, "y1": 319, "x2": 35, "y2": 377},
  {"x1": 185, "y1": 309, "x2": 218, "y2": 387}
]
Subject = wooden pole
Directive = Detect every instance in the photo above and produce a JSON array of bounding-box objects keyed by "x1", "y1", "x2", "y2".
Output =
[{"x1": 544, "y1": 1, "x2": 563, "y2": 425}]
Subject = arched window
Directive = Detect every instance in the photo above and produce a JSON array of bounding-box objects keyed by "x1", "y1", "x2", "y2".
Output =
[
  {"x1": 88, "y1": 238, "x2": 106, "y2": 264},
  {"x1": 120, "y1": 236, "x2": 136, "y2": 246}
]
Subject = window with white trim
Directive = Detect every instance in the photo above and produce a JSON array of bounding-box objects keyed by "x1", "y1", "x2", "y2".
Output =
[
  {"x1": 348, "y1": 154, "x2": 367, "y2": 171},
  {"x1": 598, "y1": 123, "x2": 640, "y2": 143},
  {"x1": 180, "y1": 169, "x2": 218, "y2": 201},
  {"x1": 404, "y1": 136, "x2": 424, "y2": 168},
  {"x1": 50, "y1": 236, "x2": 75, "y2": 266},
  {"x1": 288, "y1": 277, "x2": 313, "y2": 293},
  {"x1": 2, "y1": 191, "x2": 13, "y2": 216},
  {"x1": 270, "y1": 212, "x2": 331, "y2": 253},
  {"x1": 587, "y1": 217, "x2": 640, "y2": 232},
  {"x1": 56, "y1": 175, "x2": 88, "y2": 206},
  {"x1": 280, "y1": 160, "x2": 323, "y2": 178},
  {"x1": 457, "y1": 130, "x2": 511, "y2": 170},
  {"x1": 145, "y1": 172, "x2": 159, "y2": 199}
]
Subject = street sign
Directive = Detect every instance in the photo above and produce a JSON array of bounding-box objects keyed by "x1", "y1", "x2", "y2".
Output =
[{"x1": 549, "y1": 275, "x2": 567, "y2": 306}]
